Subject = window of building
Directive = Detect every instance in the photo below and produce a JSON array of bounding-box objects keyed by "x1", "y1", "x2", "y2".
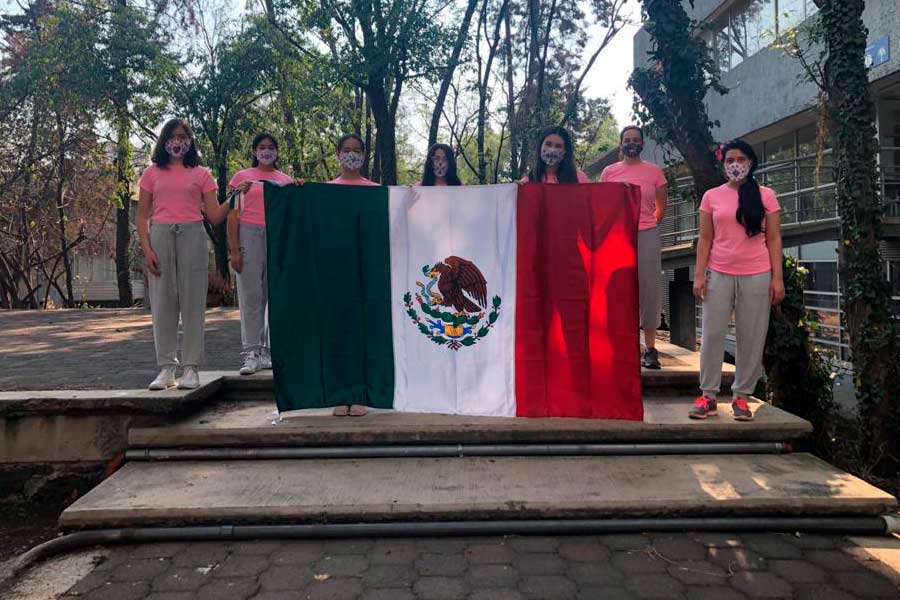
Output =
[
  {"x1": 711, "y1": 0, "x2": 818, "y2": 74},
  {"x1": 744, "y1": 0, "x2": 777, "y2": 56},
  {"x1": 890, "y1": 260, "x2": 900, "y2": 296}
]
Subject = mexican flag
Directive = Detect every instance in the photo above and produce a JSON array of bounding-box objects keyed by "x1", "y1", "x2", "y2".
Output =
[{"x1": 265, "y1": 181, "x2": 642, "y2": 420}]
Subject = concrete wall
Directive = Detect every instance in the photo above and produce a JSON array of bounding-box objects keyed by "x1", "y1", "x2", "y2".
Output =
[{"x1": 633, "y1": 0, "x2": 900, "y2": 151}]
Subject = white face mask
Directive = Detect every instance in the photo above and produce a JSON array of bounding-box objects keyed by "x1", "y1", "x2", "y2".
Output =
[
  {"x1": 725, "y1": 162, "x2": 751, "y2": 182},
  {"x1": 432, "y1": 160, "x2": 448, "y2": 178},
  {"x1": 256, "y1": 148, "x2": 277, "y2": 165},
  {"x1": 540, "y1": 146, "x2": 565, "y2": 166},
  {"x1": 338, "y1": 151, "x2": 365, "y2": 171},
  {"x1": 165, "y1": 139, "x2": 190, "y2": 159}
]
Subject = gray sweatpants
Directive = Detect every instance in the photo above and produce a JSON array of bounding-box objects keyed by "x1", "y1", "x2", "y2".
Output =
[
  {"x1": 148, "y1": 222, "x2": 208, "y2": 367},
  {"x1": 638, "y1": 227, "x2": 662, "y2": 331},
  {"x1": 236, "y1": 223, "x2": 269, "y2": 353},
  {"x1": 699, "y1": 269, "x2": 772, "y2": 399}
]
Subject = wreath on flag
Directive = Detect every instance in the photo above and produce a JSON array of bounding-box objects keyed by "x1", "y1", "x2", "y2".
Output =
[{"x1": 403, "y1": 261, "x2": 501, "y2": 351}]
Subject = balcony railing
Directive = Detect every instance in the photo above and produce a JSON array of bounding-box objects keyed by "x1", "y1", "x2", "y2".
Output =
[{"x1": 660, "y1": 149, "x2": 900, "y2": 248}]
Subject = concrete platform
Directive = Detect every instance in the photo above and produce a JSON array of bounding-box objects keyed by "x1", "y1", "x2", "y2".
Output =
[
  {"x1": 59, "y1": 453, "x2": 897, "y2": 529},
  {"x1": 128, "y1": 397, "x2": 811, "y2": 448}
]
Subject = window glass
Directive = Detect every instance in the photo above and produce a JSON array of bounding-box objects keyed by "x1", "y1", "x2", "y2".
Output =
[
  {"x1": 802, "y1": 261, "x2": 839, "y2": 293},
  {"x1": 890, "y1": 261, "x2": 900, "y2": 296},
  {"x1": 715, "y1": 26, "x2": 731, "y2": 72},
  {"x1": 729, "y1": 11, "x2": 748, "y2": 69},
  {"x1": 745, "y1": 0, "x2": 776, "y2": 55},
  {"x1": 778, "y1": 0, "x2": 806, "y2": 32},
  {"x1": 799, "y1": 240, "x2": 838, "y2": 261}
]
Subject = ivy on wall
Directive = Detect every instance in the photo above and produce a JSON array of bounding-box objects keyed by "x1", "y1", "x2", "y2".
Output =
[{"x1": 629, "y1": 0, "x2": 725, "y2": 201}]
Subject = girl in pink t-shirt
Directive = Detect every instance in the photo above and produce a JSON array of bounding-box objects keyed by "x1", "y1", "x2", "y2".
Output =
[
  {"x1": 691, "y1": 139, "x2": 784, "y2": 423},
  {"x1": 419, "y1": 143, "x2": 463, "y2": 186},
  {"x1": 600, "y1": 125, "x2": 668, "y2": 369},
  {"x1": 329, "y1": 133, "x2": 378, "y2": 186},
  {"x1": 228, "y1": 133, "x2": 298, "y2": 376},
  {"x1": 138, "y1": 118, "x2": 229, "y2": 391},
  {"x1": 520, "y1": 126, "x2": 589, "y2": 184}
]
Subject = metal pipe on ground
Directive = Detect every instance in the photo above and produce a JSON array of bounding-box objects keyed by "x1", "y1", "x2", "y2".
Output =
[
  {"x1": 127, "y1": 442, "x2": 792, "y2": 461},
  {"x1": 3, "y1": 516, "x2": 897, "y2": 588}
]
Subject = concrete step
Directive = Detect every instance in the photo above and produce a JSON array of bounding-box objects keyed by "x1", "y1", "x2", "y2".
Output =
[
  {"x1": 128, "y1": 397, "x2": 810, "y2": 449},
  {"x1": 59, "y1": 453, "x2": 896, "y2": 530}
]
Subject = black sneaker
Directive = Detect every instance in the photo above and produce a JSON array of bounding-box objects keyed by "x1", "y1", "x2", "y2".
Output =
[{"x1": 642, "y1": 347, "x2": 661, "y2": 369}]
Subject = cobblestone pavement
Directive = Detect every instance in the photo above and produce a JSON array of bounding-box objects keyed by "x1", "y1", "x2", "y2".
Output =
[
  {"x1": 0, "y1": 309, "x2": 689, "y2": 391},
  {"x1": 58, "y1": 533, "x2": 900, "y2": 600},
  {"x1": 0, "y1": 308, "x2": 241, "y2": 391}
]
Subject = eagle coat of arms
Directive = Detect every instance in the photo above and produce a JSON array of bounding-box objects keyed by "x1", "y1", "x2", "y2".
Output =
[{"x1": 403, "y1": 256, "x2": 502, "y2": 351}]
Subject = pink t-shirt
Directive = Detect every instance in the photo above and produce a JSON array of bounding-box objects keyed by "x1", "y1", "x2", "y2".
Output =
[
  {"x1": 700, "y1": 183, "x2": 781, "y2": 276},
  {"x1": 328, "y1": 176, "x2": 379, "y2": 186},
  {"x1": 600, "y1": 160, "x2": 667, "y2": 230},
  {"x1": 229, "y1": 167, "x2": 294, "y2": 227},
  {"x1": 139, "y1": 164, "x2": 218, "y2": 223},
  {"x1": 518, "y1": 170, "x2": 590, "y2": 184}
]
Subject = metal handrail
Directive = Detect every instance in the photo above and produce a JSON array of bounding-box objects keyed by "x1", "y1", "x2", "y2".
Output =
[{"x1": 661, "y1": 154, "x2": 900, "y2": 247}]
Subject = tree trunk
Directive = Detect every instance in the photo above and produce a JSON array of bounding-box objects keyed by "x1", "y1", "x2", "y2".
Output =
[
  {"x1": 213, "y1": 157, "x2": 230, "y2": 283},
  {"x1": 114, "y1": 113, "x2": 134, "y2": 307},
  {"x1": 55, "y1": 115, "x2": 74, "y2": 307},
  {"x1": 516, "y1": 0, "x2": 543, "y2": 172},
  {"x1": 630, "y1": 0, "x2": 725, "y2": 201},
  {"x1": 428, "y1": 0, "x2": 479, "y2": 148},
  {"x1": 504, "y1": 8, "x2": 518, "y2": 179},
  {"x1": 367, "y1": 82, "x2": 396, "y2": 184},
  {"x1": 112, "y1": 0, "x2": 132, "y2": 308},
  {"x1": 815, "y1": 0, "x2": 900, "y2": 469}
]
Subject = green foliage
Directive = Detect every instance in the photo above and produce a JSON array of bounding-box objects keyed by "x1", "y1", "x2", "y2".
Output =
[
  {"x1": 763, "y1": 256, "x2": 838, "y2": 461},
  {"x1": 812, "y1": 0, "x2": 900, "y2": 471},
  {"x1": 629, "y1": 0, "x2": 725, "y2": 200}
]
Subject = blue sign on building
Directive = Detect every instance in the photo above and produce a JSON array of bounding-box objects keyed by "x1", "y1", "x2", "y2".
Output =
[{"x1": 866, "y1": 36, "x2": 890, "y2": 69}]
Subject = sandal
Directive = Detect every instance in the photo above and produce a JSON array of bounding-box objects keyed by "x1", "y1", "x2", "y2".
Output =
[
  {"x1": 349, "y1": 404, "x2": 368, "y2": 417},
  {"x1": 332, "y1": 405, "x2": 350, "y2": 417}
]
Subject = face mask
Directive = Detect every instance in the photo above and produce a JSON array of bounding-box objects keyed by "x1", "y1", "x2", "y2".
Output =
[
  {"x1": 540, "y1": 147, "x2": 565, "y2": 166},
  {"x1": 256, "y1": 148, "x2": 277, "y2": 165},
  {"x1": 165, "y1": 139, "x2": 190, "y2": 158},
  {"x1": 432, "y1": 160, "x2": 449, "y2": 178},
  {"x1": 622, "y1": 142, "x2": 643, "y2": 158},
  {"x1": 725, "y1": 162, "x2": 751, "y2": 182},
  {"x1": 339, "y1": 151, "x2": 365, "y2": 171}
]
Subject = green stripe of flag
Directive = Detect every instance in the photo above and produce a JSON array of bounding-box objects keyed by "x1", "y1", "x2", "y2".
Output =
[{"x1": 264, "y1": 182, "x2": 394, "y2": 412}]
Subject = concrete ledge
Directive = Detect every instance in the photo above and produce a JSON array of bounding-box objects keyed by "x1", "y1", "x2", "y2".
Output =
[
  {"x1": 59, "y1": 453, "x2": 897, "y2": 530},
  {"x1": 0, "y1": 372, "x2": 228, "y2": 417},
  {"x1": 129, "y1": 398, "x2": 811, "y2": 447}
]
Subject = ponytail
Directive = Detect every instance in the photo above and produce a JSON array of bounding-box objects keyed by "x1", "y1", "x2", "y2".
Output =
[{"x1": 721, "y1": 139, "x2": 764, "y2": 237}]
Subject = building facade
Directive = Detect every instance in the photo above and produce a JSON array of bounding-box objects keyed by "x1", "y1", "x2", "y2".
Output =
[{"x1": 630, "y1": 0, "x2": 900, "y2": 364}]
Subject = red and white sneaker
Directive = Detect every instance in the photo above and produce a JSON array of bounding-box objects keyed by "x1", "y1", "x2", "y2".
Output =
[{"x1": 689, "y1": 396, "x2": 718, "y2": 419}]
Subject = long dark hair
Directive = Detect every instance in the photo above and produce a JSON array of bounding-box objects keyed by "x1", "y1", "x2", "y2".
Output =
[
  {"x1": 721, "y1": 139, "x2": 764, "y2": 237},
  {"x1": 422, "y1": 143, "x2": 462, "y2": 186},
  {"x1": 151, "y1": 118, "x2": 201, "y2": 168},
  {"x1": 251, "y1": 132, "x2": 279, "y2": 168},
  {"x1": 528, "y1": 126, "x2": 578, "y2": 183}
]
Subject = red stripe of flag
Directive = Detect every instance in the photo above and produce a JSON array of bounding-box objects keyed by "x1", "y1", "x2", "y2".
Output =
[{"x1": 515, "y1": 182, "x2": 643, "y2": 419}]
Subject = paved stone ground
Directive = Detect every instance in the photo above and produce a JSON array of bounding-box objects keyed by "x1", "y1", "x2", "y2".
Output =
[
  {"x1": 0, "y1": 308, "x2": 241, "y2": 390},
  {"x1": 0, "y1": 309, "x2": 689, "y2": 391},
  {"x1": 55, "y1": 533, "x2": 900, "y2": 600}
]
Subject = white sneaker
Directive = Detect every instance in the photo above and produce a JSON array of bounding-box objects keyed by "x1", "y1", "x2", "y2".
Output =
[
  {"x1": 148, "y1": 367, "x2": 177, "y2": 391},
  {"x1": 178, "y1": 366, "x2": 200, "y2": 389},
  {"x1": 258, "y1": 349, "x2": 272, "y2": 370},
  {"x1": 239, "y1": 352, "x2": 259, "y2": 375}
]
